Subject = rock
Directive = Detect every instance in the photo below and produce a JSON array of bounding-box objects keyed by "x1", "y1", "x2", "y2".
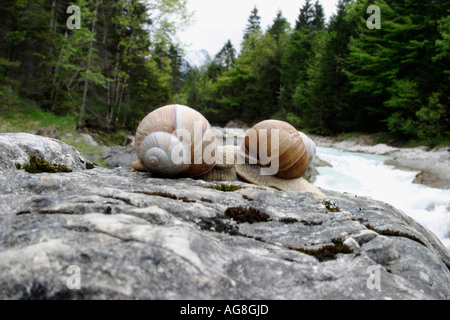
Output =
[
  {"x1": 224, "y1": 120, "x2": 249, "y2": 128},
  {"x1": 79, "y1": 133, "x2": 99, "y2": 146},
  {"x1": 126, "y1": 135, "x2": 135, "y2": 148},
  {"x1": 361, "y1": 235, "x2": 400, "y2": 265},
  {"x1": 0, "y1": 132, "x2": 90, "y2": 174},
  {"x1": 312, "y1": 155, "x2": 332, "y2": 168},
  {"x1": 102, "y1": 146, "x2": 137, "y2": 169},
  {"x1": 1, "y1": 133, "x2": 450, "y2": 299},
  {"x1": 35, "y1": 127, "x2": 60, "y2": 140},
  {"x1": 343, "y1": 237, "x2": 361, "y2": 254},
  {"x1": 352, "y1": 230, "x2": 378, "y2": 245}
]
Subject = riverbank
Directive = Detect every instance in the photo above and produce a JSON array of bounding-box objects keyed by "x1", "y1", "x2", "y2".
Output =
[{"x1": 309, "y1": 134, "x2": 450, "y2": 190}]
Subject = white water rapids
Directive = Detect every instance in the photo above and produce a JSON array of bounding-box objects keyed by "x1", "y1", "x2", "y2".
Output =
[{"x1": 313, "y1": 147, "x2": 450, "y2": 250}]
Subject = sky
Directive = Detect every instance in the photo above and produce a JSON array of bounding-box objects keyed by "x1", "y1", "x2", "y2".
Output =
[{"x1": 178, "y1": 0, "x2": 340, "y2": 57}]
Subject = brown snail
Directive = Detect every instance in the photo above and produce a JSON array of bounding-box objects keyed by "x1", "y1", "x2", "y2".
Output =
[
  {"x1": 131, "y1": 110, "x2": 324, "y2": 200},
  {"x1": 131, "y1": 104, "x2": 217, "y2": 177},
  {"x1": 233, "y1": 120, "x2": 324, "y2": 200},
  {"x1": 201, "y1": 120, "x2": 325, "y2": 200},
  {"x1": 238, "y1": 119, "x2": 310, "y2": 178}
]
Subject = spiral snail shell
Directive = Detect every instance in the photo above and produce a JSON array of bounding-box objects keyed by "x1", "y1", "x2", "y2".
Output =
[
  {"x1": 232, "y1": 120, "x2": 325, "y2": 200},
  {"x1": 133, "y1": 104, "x2": 217, "y2": 177},
  {"x1": 238, "y1": 119, "x2": 311, "y2": 179}
]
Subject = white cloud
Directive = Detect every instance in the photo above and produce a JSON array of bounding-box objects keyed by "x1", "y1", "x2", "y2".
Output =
[{"x1": 178, "y1": 0, "x2": 339, "y2": 56}]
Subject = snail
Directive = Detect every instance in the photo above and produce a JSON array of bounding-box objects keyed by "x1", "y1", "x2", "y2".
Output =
[
  {"x1": 131, "y1": 104, "x2": 217, "y2": 177},
  {"x1": 131, "y1": 109, "x2": 324, "y2": 200},
  {"x1": 211, "y1": 120, "x2": 325, "y2": 201}
]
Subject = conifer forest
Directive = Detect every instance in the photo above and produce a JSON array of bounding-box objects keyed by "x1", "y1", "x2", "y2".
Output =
[{"x1": 1, "y1": 0, "x2": 449, "y2": 145}]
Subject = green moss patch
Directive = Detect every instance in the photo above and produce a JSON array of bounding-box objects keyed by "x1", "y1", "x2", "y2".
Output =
[
  {"x1": 323, "y1": 200, "x2": 340, "y2": 212},
  {"x1": 206, "y1": 184, "x2": 245, "y2": 192},
  {"x1": 224, "y1": 206, "x2": 270, "y2": 224},
  {"x1": 365, "y1": 224, "x2": 426, "y2": 247},
  {"x1": 290, "y1": 238, "x2": 353, "y2": 262},
  {"x1": 85, "y1": 162, "x2": 95, "y2": 169},
  {"x1": 23, "y1": 156, "x2": 72, "y2": 173}
]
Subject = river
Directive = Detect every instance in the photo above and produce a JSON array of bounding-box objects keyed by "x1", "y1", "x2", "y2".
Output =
[{"x1": 313, "y1": 146, "x2": 450, "y2": 250}]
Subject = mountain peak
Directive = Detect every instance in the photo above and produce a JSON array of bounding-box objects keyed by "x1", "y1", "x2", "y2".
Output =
[{"x1": 182, "y1": 49, "x2": 211, "y2": 71}]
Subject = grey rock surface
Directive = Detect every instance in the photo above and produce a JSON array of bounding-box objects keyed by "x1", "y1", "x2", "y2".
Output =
[
  {"x1": 0, "y1": 133, "x2": 449, "y2": 300},
  {"x1": 102, "y1": 146, "x2": 137, "y2": 168},
  {"x1": 0, "y1": 133, "x2": 89, "y2": 173}
]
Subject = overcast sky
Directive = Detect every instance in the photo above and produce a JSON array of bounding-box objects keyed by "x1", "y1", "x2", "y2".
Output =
[{"x1": 178, "y1": 0, "x2": 339, "y2": 56}]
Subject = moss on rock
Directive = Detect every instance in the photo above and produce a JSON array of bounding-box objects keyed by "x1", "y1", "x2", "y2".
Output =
[{"x1": 23, "y1": 156, "x2": 72, "y2": 173}]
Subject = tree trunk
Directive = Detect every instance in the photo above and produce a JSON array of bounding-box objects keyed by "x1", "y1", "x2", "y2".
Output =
[
  {"x1": 121, "y1": 90, "x2": 131, "y2": 129},
  {"x1": 50, "y1": 31, "x2": 68, "y2": 111},
  {"x1": 49, "y1": 0, "x2": 57, "y2": 32},
  {"x1": 78, "y1": 1, "x2": 100, "y2": 129}
]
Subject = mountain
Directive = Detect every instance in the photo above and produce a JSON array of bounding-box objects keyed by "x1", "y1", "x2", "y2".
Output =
[{"x1": 181, "y1": 49, "x2": 211, "y2": 72}]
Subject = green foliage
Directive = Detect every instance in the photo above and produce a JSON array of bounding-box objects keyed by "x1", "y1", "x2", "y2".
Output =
[
  {"x1": 174, "y1": 0, "x2": 448, "y2": 144},
  {"x1": 0, "y1": 0, "x2": 448, "y2": 146},
  {"x1": 416, "y1": 93, "x2": 447, "y2": 139},
  {"x1": 172, "y1": 66, "x2": 218, "y2": 122},
  {"x1": 295, "y1": 0, "x2": 314, "y2": 31},
  {"x1": 0, "y1": 0, "x2": 191, "y2": 132},
  {"x1": 244, "y1": 6, "x2": 262, "y2": 40},
  {"x1": 281, "y1": 112, "x2": 302, "y2": 130},
  {"x1": 345, "y1": 0, "x2": 450, "y2": 138},
  {"x1": 268, "y1": 10, "x2": 291, "y2": 43},
  {"x1": 0, "y1": 99, "x2": 76, "y2": 134},
  {"x1": 0, "y1": 85, "x2": 19, "y2": 110}
]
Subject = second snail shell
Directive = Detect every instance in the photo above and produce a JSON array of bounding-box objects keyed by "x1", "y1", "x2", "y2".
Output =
[{"x1": 240, "y1": 119, "x2": 310, "y2": 179}]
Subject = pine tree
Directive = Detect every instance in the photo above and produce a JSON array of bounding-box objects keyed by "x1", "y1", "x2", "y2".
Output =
[
  {"x1": 311, "y1": 0, "x2": 325, "y2": 30},
  {"x1": 295, "y1": 0, "x2": 314, "y2": 30},
  {"x1": 345, "y1": 0, "x2": 450, "y2": 137},
  {"x1": 168, "y1": 44, "x2": 184, "y2": 95},
  {"x1": 244, "y1": 6, "x2": 261, "y2": 39},
  {"x1": 214, "y1": 40, "x2": 236, "y2": 71},
  {"x1": 268, "y1": 10, "x2": 290, "y2": 43},
  {"x1": 310, "y1": 0, "x2": 356, "y2": 133}
]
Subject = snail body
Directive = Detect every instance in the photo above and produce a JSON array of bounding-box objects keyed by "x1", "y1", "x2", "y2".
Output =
[{"x1": 133, "y1": 104, "x2": 217, "y2": 177}]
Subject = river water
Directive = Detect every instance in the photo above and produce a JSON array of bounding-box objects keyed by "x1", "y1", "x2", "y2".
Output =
[{"x1": 313, "y1": 146, "x2": 450, "y2": 250}]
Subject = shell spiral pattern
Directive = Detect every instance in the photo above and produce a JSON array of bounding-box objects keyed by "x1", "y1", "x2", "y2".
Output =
[
  {"x1": 135, "y1": 104, "x2": 217, "y2": 177},
  {"x1": 241, "y1": 120, "x2": 310, "y2": 179}
]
